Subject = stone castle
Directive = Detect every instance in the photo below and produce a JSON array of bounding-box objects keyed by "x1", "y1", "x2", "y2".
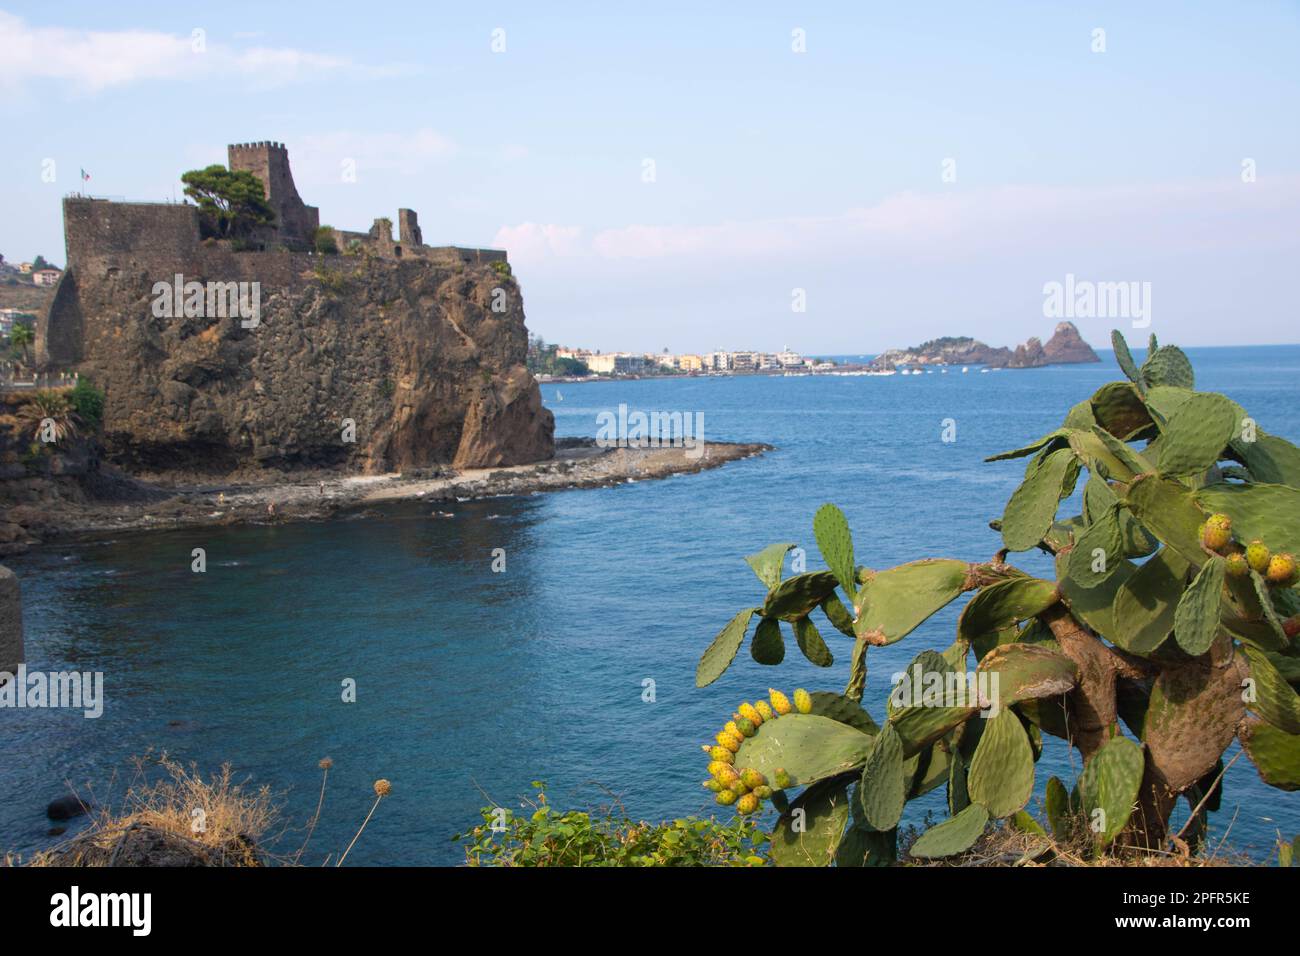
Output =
[
  {"x1": 39, "y1": 142, "x2": 506, "y2": 368},
  {"x1": 29, "y1": 141, "x2": 554, "y2": 474}
]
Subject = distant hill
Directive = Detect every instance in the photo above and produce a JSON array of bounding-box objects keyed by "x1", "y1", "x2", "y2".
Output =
[{"x1": 870, "y1": 322, "x2": 1100, "y2": 369}]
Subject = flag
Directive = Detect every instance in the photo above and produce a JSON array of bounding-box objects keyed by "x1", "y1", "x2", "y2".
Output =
[{"x1": 80, "y1": 168, "x2": 90, "y2": 182}]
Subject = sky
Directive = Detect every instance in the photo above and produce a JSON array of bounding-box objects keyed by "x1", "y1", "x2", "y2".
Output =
[{"x1": 1, "y1": 1, "x2": 1297, "y2": 353}]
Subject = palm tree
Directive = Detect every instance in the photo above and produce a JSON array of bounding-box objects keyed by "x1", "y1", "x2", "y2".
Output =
[
  {"x1": 8, "y1": 324, "x2": 34, "y2": 369},
  {"x1": 14, "y1": 390, "x2": 81, "y2": 444}
]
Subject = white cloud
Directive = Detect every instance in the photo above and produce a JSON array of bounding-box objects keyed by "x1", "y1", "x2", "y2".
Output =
[
  {"x1": 0, "y1": 11, "x2": 412, "y2": 94},
  {"x1": 497, "y1": 176, "x2": 1300, "y2": 265},
  {"x1": 291, "y1": 129, "x2": 458, "y2": 185},
  {"x1": 493, "y1": 222, "x2": 585, "y2": 260}
]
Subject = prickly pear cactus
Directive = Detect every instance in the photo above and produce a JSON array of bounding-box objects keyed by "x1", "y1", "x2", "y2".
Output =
[{"x1": 694, "y1": 330, "x2": 1300, "y2": 865}]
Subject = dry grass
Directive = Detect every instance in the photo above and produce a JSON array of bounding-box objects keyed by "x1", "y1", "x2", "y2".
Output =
[
  {"x1": 902, "y1": 812, "x2": 1257, "y2": 868},
  {"x1": 21, "y1": 753, "x2": 281, "y2": 867},
  {"x1": 5, "y1": 752, "x2": 394, "y2": 868}
]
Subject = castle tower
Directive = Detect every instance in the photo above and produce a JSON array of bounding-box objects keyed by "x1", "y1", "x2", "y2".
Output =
[
  {"x1": 398, "y1": 209, "x2": 422, "y2": 247},
  {"x1": 227, "y1": 141, "x2": 320, "y2": 248}
]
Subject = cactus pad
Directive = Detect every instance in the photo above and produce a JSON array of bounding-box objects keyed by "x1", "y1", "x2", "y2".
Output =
[
  {"x1": 1239, "y1": 720, "x2": 1300, "y2": 791},
  {"x1": 1173, "y1": 555, "x2": 1225, "y2": 656},
  {"x1": 967, "y1": 707, "x2": 1035, "y2": 818},
  {"x1": 857, "y1": 724, "x2": 906, "y2": 831},
  {"x1": 813, "y1": 503, "x2": 857, "y2": 598},
  {"x1": 750, "y1": 615, "x2": 785, "y2": 665},
  {"x1": 976, "y1": 642, "x2": 1078, "y2": 704},
  {"x1": 1001, "y1": 448, "x2": 1078, "y2": 552},
  {"x1": 908, "y1": 803, "x2": 990, "y2": 859},
  {"x1": 770, "y1": 779, "x2": 852, "y2": 867},
  {"x1": 762, "y1": 571, "x2": 840, "y2": 622},
  {"x1": 792, "y1": 615, "x2": 833, "y2": 667},
  {"x1": 1112, "y1": 547, "x2": 1187, "y2": 656},
  {"x1": 1241, "y1": 645, "x2": 1300, "y2": 734},
  {"x1": 853, "y1": 559, "x2": 970, "y2": 643},
  {"x1": 958, "y1": 577, "x2": 1059, "y2": 643},
  {"x1": 1157, "y1": 392, "x2": 1241, "y2": 478},
  {"x1": 1079, "y1": 734, "x2": 1145, "y2": 846},
  {"x1": 733, "y1": 713, "x2": 873, "y2": 788},
  {"x1": 696, "y1": 607, "x2": 757, "y2": 687}
]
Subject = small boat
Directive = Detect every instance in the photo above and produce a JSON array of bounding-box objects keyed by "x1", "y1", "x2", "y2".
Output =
[{"x1": 962, "y1": 366, "x2": 969, "y2": 373}]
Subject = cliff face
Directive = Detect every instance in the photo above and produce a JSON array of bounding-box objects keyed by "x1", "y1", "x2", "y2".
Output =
[
  {"x1": 49, "y1": 250, "x2": 553, "y2": 474},
  {"x1": 871, "y1": 322, "x2": 1099, "y2": 369}
]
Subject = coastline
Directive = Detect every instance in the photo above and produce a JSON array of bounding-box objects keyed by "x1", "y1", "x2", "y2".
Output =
[{"x1": 3, "y1": 438, "x2": 770, "y2": 549}]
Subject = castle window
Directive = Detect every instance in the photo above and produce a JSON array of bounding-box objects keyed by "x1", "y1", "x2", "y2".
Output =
[{"x1": 394, "y1": 245, "x2": 402, "y2": 257}]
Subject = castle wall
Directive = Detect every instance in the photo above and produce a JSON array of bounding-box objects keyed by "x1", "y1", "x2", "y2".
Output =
[{"x1": 64, "y1": 198, "x2": 200, "y2": 270}]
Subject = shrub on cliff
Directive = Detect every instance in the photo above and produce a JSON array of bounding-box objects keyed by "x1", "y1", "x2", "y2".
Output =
[
  {"x1": 68, "y1": 378, "x2": 104, "y2": 431},
  {"x1": 455, "y1": 783, "x2": 767, "y2": 866},
  {"x1": 694, "y1": 330, "x2": 1300, "y2": 866},
  {"x1": 313, "y1": 226, "x2": 339, "y2": 255},
  {"x1": 13, "y1": 390, "x2": 80, "y2": 443},
  {"x1": 181, "y1": 165, "x2": 276, "y2": 240}
]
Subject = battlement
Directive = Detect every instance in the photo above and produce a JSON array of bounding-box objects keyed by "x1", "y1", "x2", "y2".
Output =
[{"x1": 229, "y1": 141, "x2": 289, "y2": 152}]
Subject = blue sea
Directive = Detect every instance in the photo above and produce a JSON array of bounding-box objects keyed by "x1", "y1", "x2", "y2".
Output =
[{"x1": 3, "y1": 346, "x2": 1298, "y2": 865}]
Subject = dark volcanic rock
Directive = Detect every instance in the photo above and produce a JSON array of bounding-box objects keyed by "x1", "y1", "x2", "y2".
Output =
[
  {"x1": 872, "y1": 321, "x2": 1098, "y2": 369},
  {"x1": 1042, "y1": 321, "x2": 1101, "y2": 364},
  {"x1": 47, "y1": 793, "x2": 94, "y2": 821},
  {"x1": 1006, "y1": 336, "x2": 1047, "y2": 368},
  {"x1": 46, "y1": 253, "x2": 554, "y2": 475}
]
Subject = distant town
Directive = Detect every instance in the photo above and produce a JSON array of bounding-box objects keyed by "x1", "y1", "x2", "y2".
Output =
[
  {"x1": 527, "y1": 336, "x2": 846, "y2": 381},
  {"x1": 526, "y1": 322, "x2": 1102, "y2": 381}
]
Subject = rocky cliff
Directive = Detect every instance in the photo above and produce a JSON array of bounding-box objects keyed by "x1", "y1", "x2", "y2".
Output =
[
  {"x1": 44, "y1": 250, "x2": 553, "y2": 475},
  {"x1": 870, "y1": 321, "x2": 1099, "y2": 369}
]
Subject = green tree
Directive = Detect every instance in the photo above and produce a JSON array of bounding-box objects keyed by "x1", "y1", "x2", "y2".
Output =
[
  {"x1": 8, "y1": 323, "x2": 34, "y2": 367},
  {"x1": 31, "y1": 255, "x2": 52, "y2": 271},
  {"x1": 181, "y1": 165, "x2": 276, "y2": 239}
]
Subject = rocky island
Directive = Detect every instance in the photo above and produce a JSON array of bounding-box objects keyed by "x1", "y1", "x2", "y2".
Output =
[{"x1": 870, "y1": 321, "x2": 1100, "y2": 369}]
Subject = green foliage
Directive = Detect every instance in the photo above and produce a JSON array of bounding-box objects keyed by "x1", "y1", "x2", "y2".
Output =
[
  {"x1": 525, "y1": 333, "x2": 590, "y2": 377},
  {"x1": 68, "y1": 378, "x2": 105, "y2": 431},
  {"x1": 7, "y1": 322, "x2": 35, "y2": 364},
  {"x1": 491, "y1": 259, "x2": 512, "y2": 279},
  {"x1": 181, "y1": 165, "x2": 276, "y2": 239},
  {"x1": 691, "y1": 329, "x2": 1300, "y2": 865},
  {"x1": 455, "y1": 784, "x2": 767, "y2": 866},
  {"x1": 313, "y1": 261, "x2": 355, "y2": 295},
  {"x1": 312, "y1": 226, "x2": 339, "y2": 255}
]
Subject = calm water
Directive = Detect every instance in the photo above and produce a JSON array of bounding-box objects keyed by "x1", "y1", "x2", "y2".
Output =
[{"x1": 4, "y1": 346, "x2": 1298, "y2": 864}]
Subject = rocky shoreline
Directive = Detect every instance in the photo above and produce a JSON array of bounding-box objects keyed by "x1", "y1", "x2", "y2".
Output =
[{"x1": 1, "y1": 438, "x2": 770, "y2": 551}]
